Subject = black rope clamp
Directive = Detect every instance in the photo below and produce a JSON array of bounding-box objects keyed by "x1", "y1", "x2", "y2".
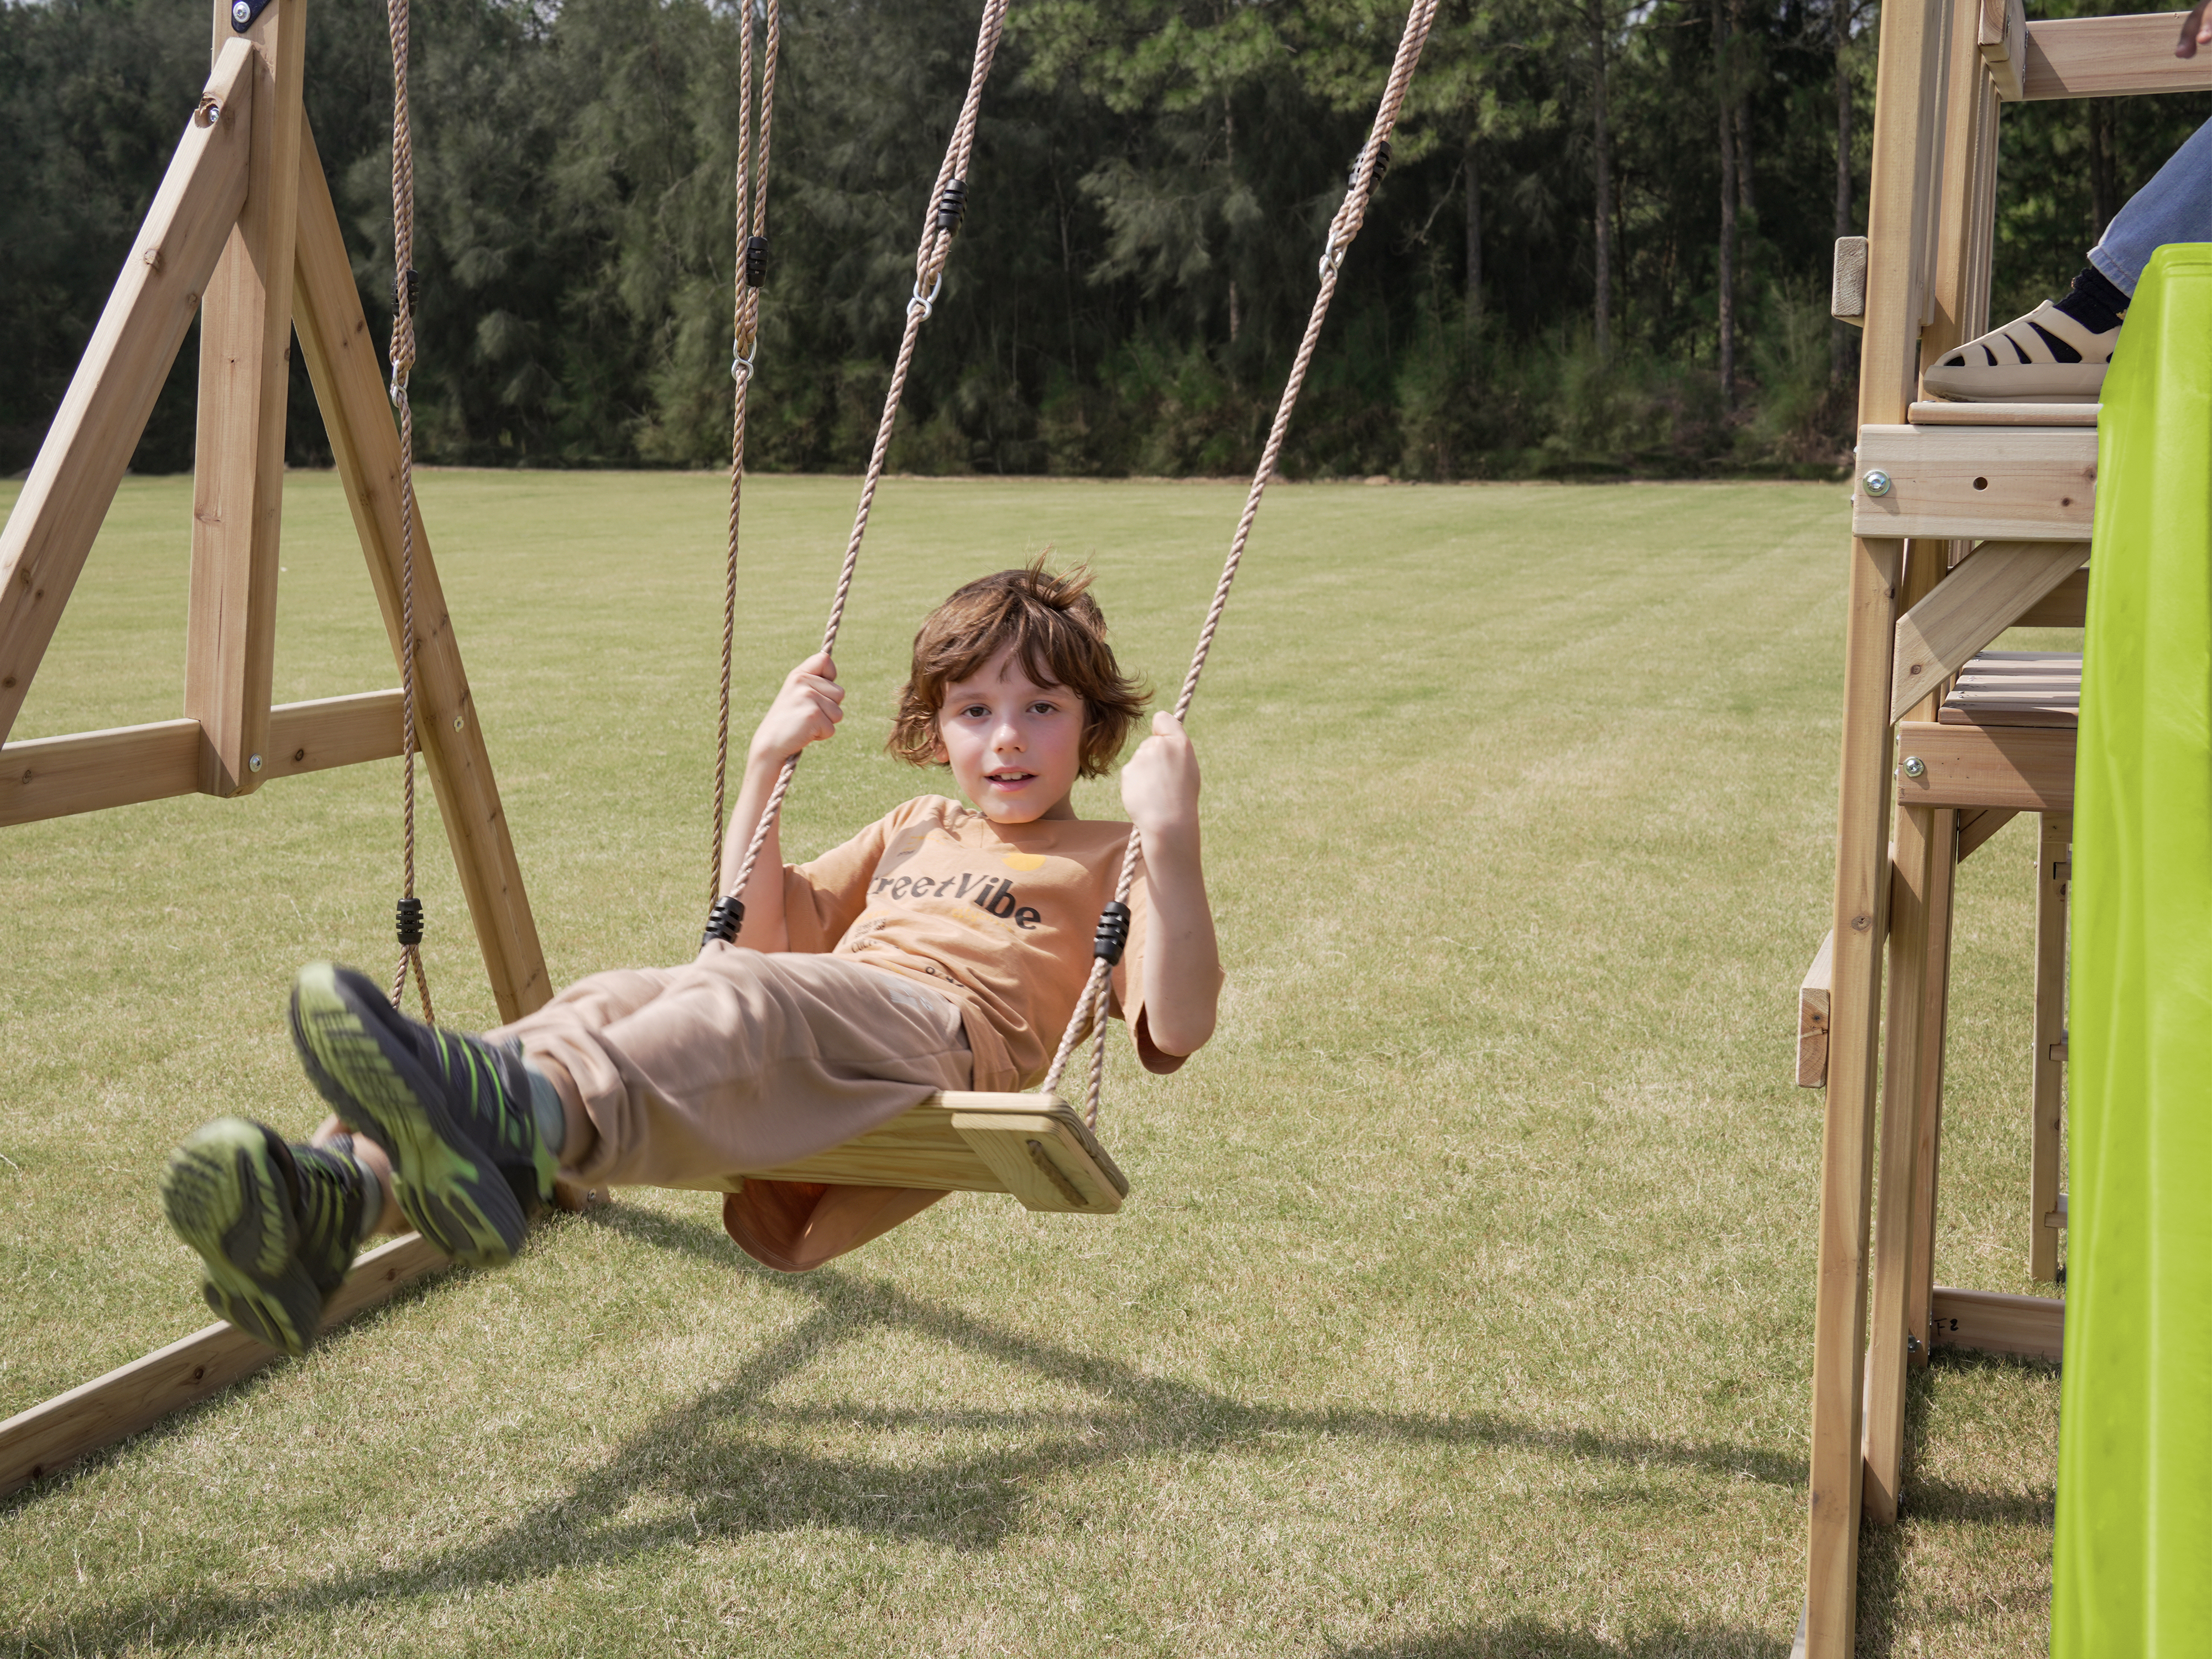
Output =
[
  {"x1": 1092, "y1": 900, "x2": 1131, "y2": 965},
  {"x1": 935, "y1": 178, "x2": 968, "y2": 237},
  {"x1": 394, "y1": 267, "x2": 422, "y2": 313},
  {"x1": 1351, "y1": 139, "x2": 1391, "y2": 191},
  {"x1": 395, "y1": 896, "x2": 425, "y2": 948},
  {"x1": 745, "y1": 235, "x2": 768, "y2": 289},
  {"x1": 702, "y1": 894, "x2": 745, "y2": 948}
]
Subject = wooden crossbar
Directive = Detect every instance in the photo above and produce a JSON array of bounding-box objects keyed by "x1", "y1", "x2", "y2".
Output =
[
  {"x1": 1, "y1": 691, "x2": 405, "y2": 826},
  {"x1": 2020, "y1": 12, "x2": 2212, "y2": 100},
  {"x1": 0, "y1": 1234, "x2": 448, "y2": 1500},
  {"x1": 1853, "y1": 425, "x2": 2098, "y2": 542}
]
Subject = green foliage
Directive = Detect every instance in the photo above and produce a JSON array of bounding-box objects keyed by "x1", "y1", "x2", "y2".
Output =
[{"x1": 2, "y1": 0, "x2": 2203, "y2": 481}]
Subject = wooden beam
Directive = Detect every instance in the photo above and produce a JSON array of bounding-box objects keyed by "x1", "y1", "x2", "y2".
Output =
[
  {"x1": 0, "y1": 691, "x2": 404, "y2": 828},
  {"x1": 1929, "y1": 1286, "x2": 2063, "y2": 1360},
  {"x1": 1976, "y1": 0, "x2": 2028, "y2": 98},
  {"x1": 1798, "y1": 931, "x2": 1835, "y2": 1089},
  {"x1": 1890, "y1": 540, "x2": 2090, "y2": 722},
  {"x1": 1955, "y1": 806, "x2": 2017, "y2": 860},
  {"x1": 2030, "y1": 815, "x2": 2069, "y2": 1282},
  {"x1": 185, "y1": 0, "x2": 309, "y2": 799},
  {"x1": 0, "y1": 1233, "x2": 447, "y2": 1499},
  {"x1": 1806, "y1": 0, "x2": 1950, "y2": 1637},
  {"x1": 1908, "y1": 400, "x2": 2096, "y2": 426},
  {"x1": 2017, "y1": 568, "x2": 2088, "y2": 628},
  {"x1": 290, "y1": 123, "x2": 550, "y2": 1022},
  {"x1": 2020, "y1": 12, "x2": 2212, "y2": 100},
  {"x1": 0, "y1": 41, "x2": 255, "y2": 749},
  {"x1": 1854, "y1": 424, "x2": 2097, "y2": 542},
  {"x1": 742, "y1": 1092, "x2": 1129, "y2": 1212},
  {"x1": 1900, "y1": 808, "x2": 1960, "y2": 1374},
  {"x1": 1897, "y1": 719, "x2": 2074, "y2": 811}
]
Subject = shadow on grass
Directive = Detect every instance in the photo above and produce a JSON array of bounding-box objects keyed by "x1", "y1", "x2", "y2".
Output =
[
  {"x1": 14, "y1": 1203, "x2": 1823, "y2": 1651},
  {"x1": 1327, "y1": 1622, "x2": 1790, "y2": 1657},
  {"x1": 1853, "y1": 1348, "x2": 2059, "y2": 1656}
]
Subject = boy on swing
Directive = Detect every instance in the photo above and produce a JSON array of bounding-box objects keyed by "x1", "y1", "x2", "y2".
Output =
[{"x1": 159, "y1": 564, "x2": 1222, "y2": 1358}]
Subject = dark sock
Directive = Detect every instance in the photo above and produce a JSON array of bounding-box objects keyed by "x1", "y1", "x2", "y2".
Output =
[{"x1": 2054, "y1": 266, "x2": 2130, "y2": 334}]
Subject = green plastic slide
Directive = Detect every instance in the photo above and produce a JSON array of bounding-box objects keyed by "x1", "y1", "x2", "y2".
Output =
[{"x1": 2052, "y1": 243, "x2": 2212, "y2": 1654}]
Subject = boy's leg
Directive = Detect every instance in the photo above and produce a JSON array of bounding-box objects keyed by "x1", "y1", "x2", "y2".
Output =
[
  {"x1": 287, "y1": 963, "x2": 565, "y2": 1269},
  {"x1": 159, "y1": 1119, "x2": 380, "y2": 1357},
  {"x1": 1924, "y1": 117, "x2": 2212, "y2": 400},
  {"x1": 2090, "y1": 116, "x2": 2212, "y2": 296},
  {"x1": 495, "y1": 947, "x2": 974, "y2": 1193}
]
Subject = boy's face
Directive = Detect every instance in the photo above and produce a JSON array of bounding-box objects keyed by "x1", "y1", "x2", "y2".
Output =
[{"x1": 933, "y1": 644, "x2": 1083, "y2": 823}]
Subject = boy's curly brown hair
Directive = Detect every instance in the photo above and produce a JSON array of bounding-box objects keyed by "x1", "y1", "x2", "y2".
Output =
[{"x1": 888, "y1": 560, "x2": 1148, "y2": 779}]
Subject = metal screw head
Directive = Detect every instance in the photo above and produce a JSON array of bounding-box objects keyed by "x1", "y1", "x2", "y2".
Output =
[
  {"x1": 247, "y1": 752, "x2": 263, "y2": 773},
  {"x1": 453, "y1": 714, "x2": 465, "y2": 731},
  {"x1": 231, "y1": 0, "x2": 252, "y2": 22},
  {"x1": 1861, "y1": 469, "x2": 1892, "y2": 497},
  {"x1": 1901, "y1": 755, "x2": 1927, "y2": 779},
  {"x1": 1906, "y1": 1334, "x2": 1923, "y2": 1354}
]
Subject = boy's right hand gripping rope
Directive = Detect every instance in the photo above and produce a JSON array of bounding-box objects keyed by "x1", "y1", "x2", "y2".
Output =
[{"x1": 1093, "y1": 901, "x2": 1131, "y2": 965}]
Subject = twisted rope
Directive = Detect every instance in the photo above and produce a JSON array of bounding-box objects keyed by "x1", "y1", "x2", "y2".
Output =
[
  {"x1": 714, "y1": 0, "x2": 1008, "y2": 917},
  {"x1": 1039, "y1": 0, "x2": 1441, "y2": 1126},
  {"x1": 387, "y1": 0, "x2": 433, "y2": 1023},
  {"x1": 711, "y1": 0, "x2": 784, "y2": 908}
]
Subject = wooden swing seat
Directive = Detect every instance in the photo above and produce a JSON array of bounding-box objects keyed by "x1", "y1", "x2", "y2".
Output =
[{"x1": 742, "y1": 1091, "x2": 1129, "y2": 1214}]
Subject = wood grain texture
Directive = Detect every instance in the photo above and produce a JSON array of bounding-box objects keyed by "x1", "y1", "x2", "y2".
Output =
[
  {"x1": 185, "y1": 0, "x2": 308, "y2": 799},
  {"x1": 1853, "y1": 424, "x2": 2097, "y2": 541},
  {"x1": 0, "y1": 41, "x2": 254, "y2": 749},
  {"x1": 1896, "y1": 718, "x2": 2075, "y2": 811},
  {"x1": 1928, "y1": 1286, "x2": 2063, "y2": 1359},
  {"x1": 1907, "y1": 400, "x2": 2097, "y2": 426},
  {"x1": 1900, "y1": 807, "x2": 1959, "y2": 1373},
  {"x1": 0, "y1": 1234, "x2": 448, "y2": 1498},
  {"x1": 743, "y1": 1092, "x2": 1131, "y2": 1207},
  {"x1": 2021, "y1": 11, "x2": 2212, "y2": 100},
  {"x1": 1806, "y1": 0, "x2": 1949, "y2": 1639},
  {"x1": 1954, "y1": 806, "x2": 2018, "y2": 860},
  {"x1": 290, "y1": 124, "x2": 550, "y2": 1022},
  {"x1": 0, "y1": 692, "x2": 403, "y2": 827},
  {"x1": 1975, "y1": 0, "x2": 2027, "y2": 97},
  {"x1": 2017, "y1": 567, "x2": 2088, "y2": 627},
  {"x1": 1889, "y1": 541, "x2": 2089, "y2": 722},
  {"x1": 1798, "y1": 931, "x2": 1834, "y2": 1089},
  {"x1": 2030, "y1": 815, "x2": 2069, "y2": 1282},
  {"x1": 1936, "y1": 649, "x2": 2081, "y2": 727},
  {"x1": 951, "y1": 1113, "x2": 1125, "y2": 1214}
]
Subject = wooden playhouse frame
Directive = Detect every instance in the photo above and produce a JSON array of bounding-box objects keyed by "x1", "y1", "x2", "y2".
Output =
[{"x1": 1797, "y1": 2, "x2": 2210, "y2": 1650}]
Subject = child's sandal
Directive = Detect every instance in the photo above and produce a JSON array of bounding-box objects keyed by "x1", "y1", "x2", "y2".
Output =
[{"x1": 1921, "y1": 301, "x2": 2116, "y2": 403}]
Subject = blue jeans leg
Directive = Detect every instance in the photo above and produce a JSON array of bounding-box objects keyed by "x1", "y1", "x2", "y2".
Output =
[{"x1": 2089, "y1": 116, "x2": 2212, "y2": 296}]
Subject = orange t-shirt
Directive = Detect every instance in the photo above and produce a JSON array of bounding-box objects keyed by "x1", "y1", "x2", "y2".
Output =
[{"x1": 779, "y1": 796, "x2": 1198, "y2": 1092}]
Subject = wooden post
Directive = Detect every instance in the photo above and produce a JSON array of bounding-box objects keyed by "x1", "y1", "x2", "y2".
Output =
[
  {"x1": 1901, "y1": 808, "x2": 1959, "y2": 1367},
  {"x1": 185, "y1": 0, "x2": 309, "y2": 799},
  {"x1": 2030, "y1": 813, "x2": 2069, "y2": 1282},
  {"x1": 1859, "y1": 0, "x2": 1997, "y2": 1527},
  {"x1": 290, "y1": 124, "x2": 551, "y2": 1021},
  {"x1": 0, "y1": 42, "x2": 255, "y2": 749},
  {"x1": 1803, "y1": 0, "x2": 1950, "y2": 1645}
]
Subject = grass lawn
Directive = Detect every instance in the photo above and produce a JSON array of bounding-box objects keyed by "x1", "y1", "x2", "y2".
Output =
[{"x1": 0, "y1": 470, "x2": 2063, "y2": 1655}]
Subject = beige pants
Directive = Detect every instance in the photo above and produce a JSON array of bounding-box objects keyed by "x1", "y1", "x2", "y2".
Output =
[{"x1": 491, "y1": 945, "x2": 973, "y2": 1192}]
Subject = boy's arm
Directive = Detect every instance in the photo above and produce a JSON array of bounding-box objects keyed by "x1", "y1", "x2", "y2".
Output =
[
  {"x1": 1120, "y1": 712, "x2": 1220, "y2": 1057},
  {"x1": 716, "y1": 652, "x2": 844, "y2": 954}
]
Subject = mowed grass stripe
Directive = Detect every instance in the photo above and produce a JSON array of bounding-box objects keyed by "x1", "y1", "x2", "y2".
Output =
[{"x1": 1, "y1": 472, "x2": 2057, "y2": 1654}]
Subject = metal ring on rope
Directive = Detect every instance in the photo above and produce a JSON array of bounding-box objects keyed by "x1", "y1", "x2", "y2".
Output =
[
  {"x1": 731, "y1": 340, "x2": 758, "y2": 380},
  {"x1": 909, "y1": 269, "x2": 944, "y2": 320}
]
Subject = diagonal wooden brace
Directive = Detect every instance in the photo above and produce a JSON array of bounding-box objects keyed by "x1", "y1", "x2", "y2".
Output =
[
  {"x1": 0, "y1": 40, "x2": 255, "y2": 749},
  {"x1": 1889, "y1": 539, "x2": 2090, "y2": 723}
]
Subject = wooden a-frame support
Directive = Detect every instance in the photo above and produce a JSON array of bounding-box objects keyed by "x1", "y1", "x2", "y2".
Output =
[
  {"x1": 0, "y1": 0, "x2": 548, "y2": 1495},
  {"x1": 1796, "y1": 5, "x2": 2212, "y2": 1653}
]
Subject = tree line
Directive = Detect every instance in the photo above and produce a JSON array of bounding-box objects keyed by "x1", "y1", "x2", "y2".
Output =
[{"x1": 4, "y1": 0, "x2": 2207, "y2": 481}]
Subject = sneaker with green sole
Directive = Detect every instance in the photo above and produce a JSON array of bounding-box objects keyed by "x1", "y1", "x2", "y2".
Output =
[
  {"x1": 160, "y1": 1118, "x2": 369, "y2": 1358},
  {"x1": 286, "y1": 961, "x2": 556, "y2": 1269}
]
